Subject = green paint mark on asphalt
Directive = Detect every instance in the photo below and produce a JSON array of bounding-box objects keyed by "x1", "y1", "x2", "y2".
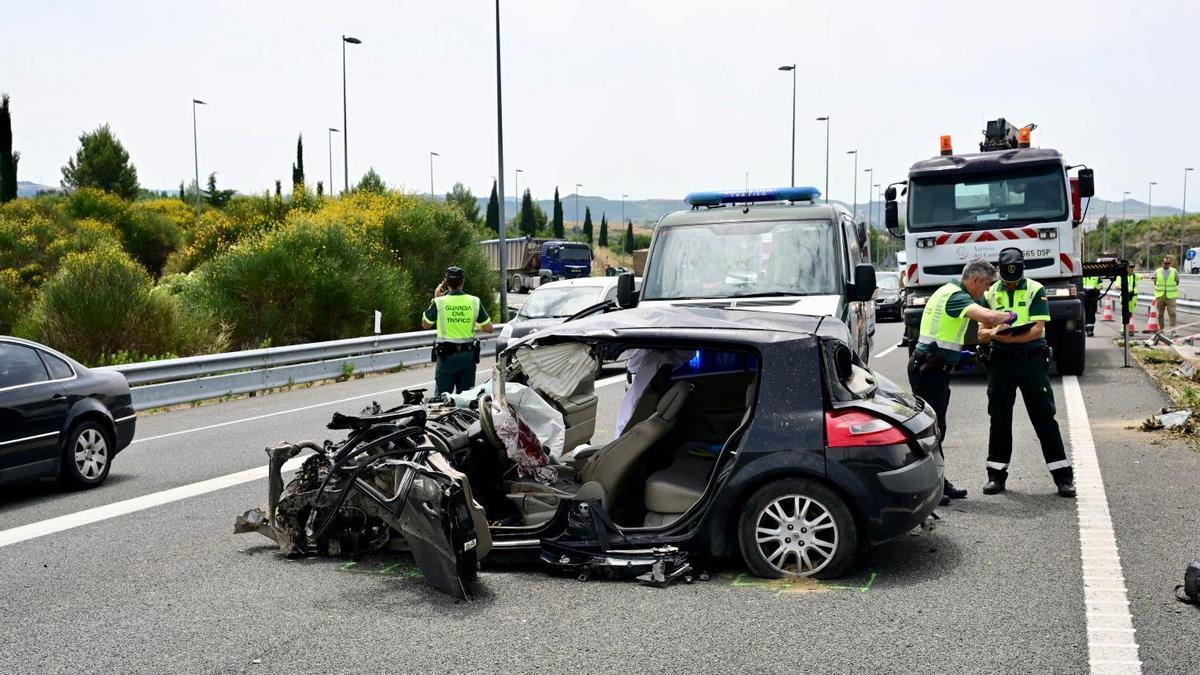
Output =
[
  {"x1": 730, "y1": 570, "x2": 878, "y2": 595},
  {"x1": 337, "y1": 560, "x2": 423, "y2": 579}
]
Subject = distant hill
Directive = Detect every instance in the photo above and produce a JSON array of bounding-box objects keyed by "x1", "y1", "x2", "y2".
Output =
[{"x1": 17, "y1": 181, "x2": 56, "y2": 197}]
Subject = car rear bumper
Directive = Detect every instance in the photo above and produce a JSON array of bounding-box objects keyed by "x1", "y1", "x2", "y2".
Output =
[
  {"x1": 114, "y1": 414, "x2": 137, "y2": 453},
  {"x1": 829, "y1": 445, "x2": 944, "y2": 545}
]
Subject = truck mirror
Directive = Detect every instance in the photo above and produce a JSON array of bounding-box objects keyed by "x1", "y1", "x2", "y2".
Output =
[
  {"x1": 884, "y1": 201, "x2": 900, "y2": 234},
  {"x1": 616, "y1": 272, "x2": 639, "y2": 309},
  {"x1": 884, "y1": 185, "x2": 897, "y2": 202},
  {"x1": 1078, "y1": 168, "x2": 1095, "y2": 198},
  {"x1": 850, "y1": 263, "x2": 877, "y2": 302}
]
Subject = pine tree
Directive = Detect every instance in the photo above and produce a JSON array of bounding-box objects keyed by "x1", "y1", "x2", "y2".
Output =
[
  {"x1": 291, "y1": 134, "x2": 305, "y2": 189},
  {"x1": 518, "y1": 189, "x2": 538, "y2": 236},
  {"x1": 60, "y1": 124, "x2": 140, "y2": 199},
  {"x1": 624, "y1": 221, "x2": 635, "y2": 253},
  {"x1": 583, "y1": 206, "x2": 594, "y2": 244},
  {"x1": 598, "y1": 213, "x2": 609, "y2": 247},
  {"x1": 0, "y1": 94, "x2": 16, "y2": 203},
  {"x1": 446, "y1": 182, "x2": 480, "y2": 223},
  {"x1": 274, "y1": 179, "x2": 282, "y2": 200},
  {"x1": 552, "y1": 187, "x2": 564, "y2": 238},
  {"x1": 317, "y1": 181, "x2": 324, "y2": 199},
  {"x1": 179, "y1": 181, "x2": 186, "y2": 203},
  {"x1": 485, "y1": 180, "x2": 499, "y2": 232}
]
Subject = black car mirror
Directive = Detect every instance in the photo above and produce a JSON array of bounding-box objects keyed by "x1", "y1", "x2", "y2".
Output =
[
  {"x1": 850, "y1": 263, "x2": 877, "y2": 302},
  {"x1": 884, "y1": 201, "x2": 900, "y2": 234},
  {"x1": 884, "y1": 185, "x2": 897, "y2": 202},
  {"x1": 1078, "y1": 168, "x2": 1095, "y2": 198},
  {"x1": 616, "y1": 272, "x2": 638, "y2": 309}
]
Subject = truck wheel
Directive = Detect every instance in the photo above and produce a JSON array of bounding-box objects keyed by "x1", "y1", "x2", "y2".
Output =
[
  {"x1": 509, "y1": 275, "x2": 523, "y2": 294},
  {"x1": 1055, "y1": 329, "x2": 1086, "y2": 375}
]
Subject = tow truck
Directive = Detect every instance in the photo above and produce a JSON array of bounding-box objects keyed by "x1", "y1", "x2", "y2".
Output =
[{"x1": 883, "y1": 119, "x2": 1095, "y2": 374}]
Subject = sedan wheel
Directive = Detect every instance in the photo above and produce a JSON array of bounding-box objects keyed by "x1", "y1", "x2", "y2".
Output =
[
  {"x1": 738, "y1": 479, "x2": 857, "y2": 579},
  {"x1": 59, "y1": 422, "x2": 112, "y2": 489}
]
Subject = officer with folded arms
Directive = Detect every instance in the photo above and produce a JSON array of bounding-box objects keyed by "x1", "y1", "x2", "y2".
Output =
[
  {"x1": 909, "y1": 258, "x2": 1016, "y2": 506},
  {"x1": 977, "y1": 247, "x2": 1076, "y2": 498},
  {"x1": 421, "y1": 266, "x2": 493, "y2": 395}
]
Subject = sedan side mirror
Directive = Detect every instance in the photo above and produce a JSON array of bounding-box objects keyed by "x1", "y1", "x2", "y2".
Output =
[
  {"x1": 1078, "y1": 168, "x2": 1095, "y2": 198},
  {"x1": 850, "y1": 263, "x2": 877, "y2": 302},
  {"x1": 616, "y1": 272, "x2": 639, "y2": 309}
]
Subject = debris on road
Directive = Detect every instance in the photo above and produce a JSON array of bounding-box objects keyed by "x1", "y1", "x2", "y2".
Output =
[{"x1": 1142, "y1": 408, "x2": 1193, "y2": 433}]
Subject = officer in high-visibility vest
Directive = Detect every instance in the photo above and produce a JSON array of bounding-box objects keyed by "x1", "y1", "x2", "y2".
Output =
[
  {"x1": 421, "y1": 266, "x2": 493, "y2": 395},
  {"x1": 908, "y1": 259, "x2": 1016, "y2": 506},
  {"x1": 977, "y1": 247, "x2": 1075, "y2": 498},
  {"x1": 1154, "y1": 256, "x2": 1179, "y2": 332},
  {"x1": 1081, "y1": 273, "x2": 1102, "y2": 336}
]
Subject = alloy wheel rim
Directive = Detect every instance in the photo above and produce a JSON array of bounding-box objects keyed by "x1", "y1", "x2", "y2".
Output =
[
  {"x1": 755, "y1": 494, "x2": 838, "y2": 575},
  {"x1": 74, "y1": 429, "x2": 108, "y2": 480}
]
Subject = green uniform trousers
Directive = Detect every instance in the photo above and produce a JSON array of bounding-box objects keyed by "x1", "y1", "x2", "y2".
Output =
[
  {"x1": 435, "y1": 350, "x2": 477, "y2": 396},
  {"x1": 986, "y1": 348, "x2": 1073, "y2": 485}
]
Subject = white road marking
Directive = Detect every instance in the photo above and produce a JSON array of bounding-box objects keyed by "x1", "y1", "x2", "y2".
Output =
[
  {"x1": 1062, "y1": 375, "x2": 1141, "y2": 674},
  {"x1": 873, "y1": 343, "x2": 901, "y2": 360},
  {"x1": 0, "y1": 456, "x2": 307, "y2": 548},
  {"x1": 1, "y1": 370, "x2": 627, "y2": 549}
]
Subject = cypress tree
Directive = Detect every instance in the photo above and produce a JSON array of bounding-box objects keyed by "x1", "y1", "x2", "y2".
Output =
[
  {"x1": 552, "y1": 187, "x2": 564, "y2": 238},
  {"x1": 583, "y1": 206, "x2": 594, "y2": 245},
  {"x1": 485, "y1": 180, "x2": 499, "y2": 232},
  {"x1": 598, "y1": 213, "x2": 608, "y2": 247},
  {"x1": 624, "y1": 221, "x2": 635, "y2": 253},
  {"x1": 291, "y1": 134, "x2": 305, "y2": 189},
  {"x1": 0, "y1": 94, "x2": 15, "y2": 203},
  {"x1": 519, "y1": 189, "x2": 537, "y2": 236}
]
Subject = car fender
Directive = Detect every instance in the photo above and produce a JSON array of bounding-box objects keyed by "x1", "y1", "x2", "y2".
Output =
[
  {"x1": 702, "y1": 449, "x2": 827, "y2": 558},
  {"x1": 60, "y1": 398, "x2": 118, "y2": 464}
]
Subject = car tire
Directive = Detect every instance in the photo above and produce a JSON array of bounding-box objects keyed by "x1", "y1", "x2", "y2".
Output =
[
  {"x1": 58, "y1": 421, "x2": 113, "y2": 489},
  {"x1": 738, "y1": 478, "x2": 857, "y2": 579}
]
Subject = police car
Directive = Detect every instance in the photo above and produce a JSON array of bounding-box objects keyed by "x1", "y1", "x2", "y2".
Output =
[{"x1": 616, "y1": 187, "x2": 878, "y2": 360}]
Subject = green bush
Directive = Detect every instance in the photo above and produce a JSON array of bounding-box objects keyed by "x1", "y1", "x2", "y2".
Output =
[
  {"x1": 20, "y1": 244, "x2": 225, "y2": 364},
  {"x1": 65, "y1": 188, "x2": 183, "y2": 277},
  {"x1": 190, "y1": 219, "x2": 414, "y2": 347},
  {"x1": 0, "y1": 268, "x2": 26, "y2": 334},
  {"x1": 166, "y1": 209, "x2": 275, "y2": 274}
]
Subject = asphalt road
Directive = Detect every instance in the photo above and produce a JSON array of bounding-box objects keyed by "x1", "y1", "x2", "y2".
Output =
[{"x1": 2, "y1": 320, "x2": 1198, "y2": 673}]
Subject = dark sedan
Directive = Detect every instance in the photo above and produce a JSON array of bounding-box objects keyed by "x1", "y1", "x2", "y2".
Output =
[
  {"x1": 0, "y1": 337, "x2": 136, "y2": 488},
  {"x1": 875, "y1": 271, "x2": 903, "y2": 321}
]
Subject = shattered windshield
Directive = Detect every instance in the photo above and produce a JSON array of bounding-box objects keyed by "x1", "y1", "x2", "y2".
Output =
[
  {"x1": 642, "y1": 219, "x2": 841, "y2": 300},
  {"x1": 518, "y1": 286, "x2": 604, "y2": 319},
  {"x1": 907, "y1": 164, "x2": 1067, "y2": 231}
]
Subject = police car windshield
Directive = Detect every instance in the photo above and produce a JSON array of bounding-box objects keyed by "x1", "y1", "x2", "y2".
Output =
[
  {"x1": 642, "y1": 219, "x2": 840, "y2": 300},
  {"x1": 907, "y1": 165, "x2": 1068, "y2": 232},
  {"x1": 518, "y1": 286, "x2": 604, "y2": 319}
]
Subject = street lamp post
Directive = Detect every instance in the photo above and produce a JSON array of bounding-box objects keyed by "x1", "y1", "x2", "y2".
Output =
[
  {"x1": 575, "y1": 183, "x2": 583, "y2": 233},
  {"x1": 429, "y1": 151, "x2": 439, "y2": 199},
  {"x1": 191, "y1": 99, "x2": 206, "y2": 224},
  {"x1": 493, "y1": 1, "x2": 508, "y2": 321},
  {"x1": 874, "y1": 183, "x2": 882, "y2": 257},
  {"x1": 846, "y1": 150, "x2": 858, "y2": 222},
  {"x1": 327, "y1": 128, "x2": 339, "y2": 197},
  {"x1": 778, "y1": 65, "x2": 796, "y2": 187},
  {"x1": 514, "y1": 168, "x2": 523, "y2": 225},
  {"x1": 1182, "y1": 167, "x2": 1194, "y2": 264},
  {"x1": 341, "y1": 35, "x2": 362, "y2": 195},
  {"x1": 863, "y1": 168, "x2": 874, "y2": 228},
  {"x1": 816, "y1": 117, "x2": 830, "y2": 203},
  {"x1": 1147, "y1": 181, "x2": 1157, "y2": 269},
  {"x1": 622, "y1": 194, "x2": 628, "y2": 224},
  {"x1": 1121, "y1": 190, "x2": 1131, "y2": 260}
]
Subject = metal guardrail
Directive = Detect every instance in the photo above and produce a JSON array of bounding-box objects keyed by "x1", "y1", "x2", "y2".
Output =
[
  {"x1": 99, "y1": 329, "x2": 497, "y2": 410},
  {"x1": 1101, "y1": 289, "x2": 1200, "y2": 310}
]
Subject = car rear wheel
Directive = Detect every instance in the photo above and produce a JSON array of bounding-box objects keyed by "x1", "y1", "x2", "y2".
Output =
[
  {"x1": 738, "y1": 479, "x2": 857, "y2": 579},
  {"x1": 59, "y1": 421, "x2": 112, "y2": 489}
]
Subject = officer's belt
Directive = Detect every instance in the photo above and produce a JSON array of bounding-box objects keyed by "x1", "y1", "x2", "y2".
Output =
[{"x1": 989, "y1": 345, "x2": 1048, "y2": 358}]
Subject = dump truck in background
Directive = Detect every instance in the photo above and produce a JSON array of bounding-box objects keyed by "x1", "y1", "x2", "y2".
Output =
[{"x1": 480, "y1": 237, "x2": 593, "y2": 293}]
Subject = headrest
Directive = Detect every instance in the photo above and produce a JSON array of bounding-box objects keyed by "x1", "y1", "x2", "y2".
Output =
[{"x1": 656, "y1": 381, "x2": 693, "y2": 420}]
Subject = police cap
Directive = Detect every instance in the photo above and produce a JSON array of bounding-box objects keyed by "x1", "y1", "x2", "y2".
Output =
[
  {"x1": 444, "y1": 266, "x2": 465, "y2": 281},
  {"x1": 998, "y1": 247, "x2": 1025, "y2": 282}
]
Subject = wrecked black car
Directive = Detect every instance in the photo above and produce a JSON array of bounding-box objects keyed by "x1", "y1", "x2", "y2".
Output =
[{"x1": 236, "y1": 306, "x2": 944, "y2": 598}]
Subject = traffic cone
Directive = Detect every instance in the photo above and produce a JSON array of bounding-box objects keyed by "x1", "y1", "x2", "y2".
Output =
[
  {"x1": 1101, "y1": 297, "x2": 1114, "y2": 322},
  {"x1": 1145, "y1": 305, "x2": 1160, "y2": 333},
  {"x1": 1127, "y1": 312, "x2": 1137, "y2": 335}
]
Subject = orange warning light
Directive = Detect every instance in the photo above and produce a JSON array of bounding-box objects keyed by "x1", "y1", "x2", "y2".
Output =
[
  {"x1": 1018, "y1": 126, "x2": 1033, "y2": 148},
  {"x1": 939, "y1": 135, "x2": 953, "y2": 156}
]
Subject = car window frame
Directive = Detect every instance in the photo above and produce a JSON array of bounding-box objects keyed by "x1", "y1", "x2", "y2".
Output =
[
  {"x1": 0, "y1": 340, "x2": 78, "y2": 392},
  {"x1": 38, "y1": 349, "x2": 77, "y2": 381}
]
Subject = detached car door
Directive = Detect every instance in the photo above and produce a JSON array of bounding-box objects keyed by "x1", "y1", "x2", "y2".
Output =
[{"x1": 0, "y1": 342, "x2": 69, "y2": 480}]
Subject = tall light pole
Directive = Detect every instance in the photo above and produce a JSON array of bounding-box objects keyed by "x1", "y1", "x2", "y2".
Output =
[
  {"x1": 622, "y1": 193, "x2": 628, "y2": 224},
  {"x1": 494, "y1": 1, "x2": 508, "y2": 321},
  {"x1": 874, "y1": 183, "x2": 882, "y2": 256},
  {"x1": 1182, "y1": 167, "x2": 1194, "y2": 264},
  {"x1": 191, "y1": 99, "x2": 206, "y2": 223},
  {"x1": 428, "y1": 151, "x2": 439, "y2": 198},
  {"x1": 816, "y1": 116, "x2": 830, "y2": 203},
  {"x1": 327, "y1": 128, "x2": 339, "y2": 197},
  {"x1": 341, "y1": 35, "x2": 362, "y2": 195},
  {"x1": 575, "y1": 183, "x2": 583, "y2": 233},
  {"x1": 514, "y1": 168, "x2": 523, "y2": 225},
  {"x1": 1121, "y1": 190, "x2": 1130, "y2": 260},
  {"x1": 863, "y1": 168, "x2": 874, "y2": 228},
  {"x1": 778, "y1": 65, "x2": 796, "y2": 187},
  {"x1": 1147, "y1": 181, "x2": 1157, "y2": 269},
  {"x1": 846, "y1": 150, "x2": 858, "y2": 221}
]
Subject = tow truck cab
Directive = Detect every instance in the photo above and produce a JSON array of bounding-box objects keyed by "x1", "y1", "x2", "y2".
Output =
[
  {"x1": 616, "y1": 187, "x2": 878, "y2": 361},
  {"x1": 884, "y1": 120, "x2": 1095, "y2": 374}
]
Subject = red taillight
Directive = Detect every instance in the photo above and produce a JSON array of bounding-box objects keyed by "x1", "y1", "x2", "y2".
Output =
[{"x1": 825, "y1": 409, "x2": 908, "y2": 447}]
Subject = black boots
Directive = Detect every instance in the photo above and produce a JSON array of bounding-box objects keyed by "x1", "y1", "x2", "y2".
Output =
[
  {"x1": 940, "y1": 479, "x2": 968, "y2": 505},
  {"x1": 982, "y1": 480, "x2": 1006, "y2": 495},
  {"x1": 1057, "y1": 482, "x2": 1077, "y2": 498}
]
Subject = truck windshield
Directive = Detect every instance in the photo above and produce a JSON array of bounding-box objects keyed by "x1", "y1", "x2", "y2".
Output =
[
  {"x1": 642, "y1": 219, "x2": 840, "y2": 300},
  {"x1": 558, "y1": 247, "x2": 590, "y2": 262},
  {"x1": 907, "y1": 164, "x2": 1067, "y2": 231}
]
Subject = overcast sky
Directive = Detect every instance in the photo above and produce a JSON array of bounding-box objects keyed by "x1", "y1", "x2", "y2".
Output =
[{"x1": 6, "y1": 0, "x2": 1198, "y2": 207}]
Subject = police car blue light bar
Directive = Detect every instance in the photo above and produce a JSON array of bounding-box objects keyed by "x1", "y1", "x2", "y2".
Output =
[{"x1": 684, "y1": 186, "x2": 821, "y2": 207}]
